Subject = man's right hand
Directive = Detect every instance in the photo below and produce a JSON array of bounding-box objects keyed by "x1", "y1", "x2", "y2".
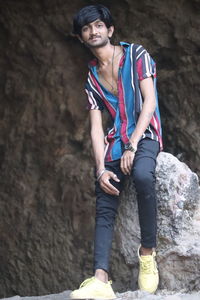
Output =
[{"x1": 99, "y1": 171, "x2": 120, "y2": 196}]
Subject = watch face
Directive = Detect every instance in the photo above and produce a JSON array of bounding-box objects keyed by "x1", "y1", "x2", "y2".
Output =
[
  {"x1": 124, "y1": 142, "x2": 136, "y2": 153},
  {"x1": 124, "y1": 142, "x2": 131, "y2": 150}
]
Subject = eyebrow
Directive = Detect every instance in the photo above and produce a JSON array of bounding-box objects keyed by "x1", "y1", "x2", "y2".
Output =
[
  {"x1": 93, "y1": 20, "x2": 104, "y2": 25},
  {"x1": 83, "y1": 19, "x2": 104, "y2": 27}
]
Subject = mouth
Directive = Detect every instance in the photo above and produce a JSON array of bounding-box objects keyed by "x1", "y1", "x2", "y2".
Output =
[{"x1": 89, "y1": 36, "x2": 101, "y2": 41}]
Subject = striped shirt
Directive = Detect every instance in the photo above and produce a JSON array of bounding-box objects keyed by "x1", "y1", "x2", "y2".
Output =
[{"x1": 85, "y1": 42, "x2": 163, "y2": 162}]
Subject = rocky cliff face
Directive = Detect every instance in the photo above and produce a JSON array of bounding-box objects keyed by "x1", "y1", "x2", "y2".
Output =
[{"x1": 0, "y1": 0, "x2": 199, "y2": 298}]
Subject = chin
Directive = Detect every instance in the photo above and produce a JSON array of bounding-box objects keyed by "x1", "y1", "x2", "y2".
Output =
[{"x1": 87, "y1": 39, "x2": 109, "y2": 49}]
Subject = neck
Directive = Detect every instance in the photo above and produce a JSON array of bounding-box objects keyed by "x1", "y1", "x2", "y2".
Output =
[{"x1": 90, "y1": 42, "x2": 114, "y2": 67}]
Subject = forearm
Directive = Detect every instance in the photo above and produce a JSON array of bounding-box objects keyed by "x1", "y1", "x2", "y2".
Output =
[
  {"x1": 91, "y1": 128, "x2": 105, "y2": 172},
  {"x1": 130, "y1": 95, "x2": 156, "y2": 147}
]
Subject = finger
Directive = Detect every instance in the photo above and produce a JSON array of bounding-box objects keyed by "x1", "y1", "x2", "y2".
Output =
[
  {"x1": 101, "y1": 180, "x2": 120, "y2": 195},
  {"x1": 105, "y1": 182, "x2": 120, "y2": 195},
  {"x1": 110, "y1": 173, "x2": 120, "y2": 182},
  {"x1": 122, "y1": 152, "x2": 134, "y2": 175},
  {"x1": 127, "y1": 156, "x2": 133, "y2": 174},
  {"x1": 102, "y1": 184, "x2": 119, "y2": 196},
  {"x1": 120, "y1": 160, "x2": 126, "y2": 175},
  {"x1": 101, "y1": 171, "x2": 120, "y2": 184},
  {"x1": 120, "y1": 158, "x2": 124, "y2": 174},
  {"x1": 121, "y1": 157, "x2": 129, "y2": 175},
  {"x1": 128, "y1": 153, "x2": 135, "y2": 174},
  {"x1": 103, "y1": 172, "x2": 120, "y2": 194}
]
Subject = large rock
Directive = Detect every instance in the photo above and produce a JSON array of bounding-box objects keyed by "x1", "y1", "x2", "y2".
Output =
[{"x1": 116, "y1": 152, "x2": 200, "y2": 291}]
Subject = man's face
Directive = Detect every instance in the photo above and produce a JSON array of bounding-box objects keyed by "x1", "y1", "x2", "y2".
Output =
[{"x1": 80, "y1": 19, "x2": 113, "y2": 48}]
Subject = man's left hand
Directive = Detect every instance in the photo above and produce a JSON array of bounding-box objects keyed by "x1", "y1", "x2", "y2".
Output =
[{"x1": 120, "y1": 150, "x2": 135, "y2": 175}]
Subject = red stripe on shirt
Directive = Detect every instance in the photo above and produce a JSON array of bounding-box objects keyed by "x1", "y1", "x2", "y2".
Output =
[
  {"x1": 105, "y1": 138, "x2": 115, "y2": 161},
  {"x1": 118, "y1": 76, "x2": 129, "y2": 144},
  {"x1": 150, "y1": 113, "x2": 163, "y2": 150},
  {"x1": 136, "y1": 58, "x2": 144, "y2": 80}
]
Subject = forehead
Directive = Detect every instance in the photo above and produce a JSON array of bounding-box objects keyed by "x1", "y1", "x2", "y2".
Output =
[{"x1": 82, "y1": 19, "x2": 105, "y2": 27}]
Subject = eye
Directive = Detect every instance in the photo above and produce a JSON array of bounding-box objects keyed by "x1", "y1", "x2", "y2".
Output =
[
  {"x1": 82, "y1": 26, "x2": 88, "y2": 32},
  {"x1": 97, "y1": 23, "x2": 103, "y2": 28}
]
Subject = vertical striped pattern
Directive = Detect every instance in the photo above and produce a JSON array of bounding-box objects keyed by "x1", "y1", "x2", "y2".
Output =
[
  {"x1": 118, "y1": 76, "x2": 129, "y2": 144},
  {"x1": 89, "y1": 71, "x2": 116, "y2": 120},
  {"x1": 85, "y1": 42, "x2": 163, "y2": 162},
  {"x1": 134, "y1": 44, "x2": 163, "y2": 150}
]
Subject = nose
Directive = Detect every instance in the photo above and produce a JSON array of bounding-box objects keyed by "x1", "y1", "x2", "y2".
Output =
[{"x1": 90, "y1": 25, "x2": 97, "y2": 35}]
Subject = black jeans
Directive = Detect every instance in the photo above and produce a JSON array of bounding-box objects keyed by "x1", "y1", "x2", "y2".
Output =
[{"x1": 94, "y1": 138, "x2": 160, "y2": 273}]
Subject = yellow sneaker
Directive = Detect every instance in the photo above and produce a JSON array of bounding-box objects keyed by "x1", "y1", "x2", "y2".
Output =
[
  {"x1": 70, "y1": 277, "x2": 116, "y2": 299},
  {"x1": 138, "y1": 246, "x2": 159, "y2": 293}
]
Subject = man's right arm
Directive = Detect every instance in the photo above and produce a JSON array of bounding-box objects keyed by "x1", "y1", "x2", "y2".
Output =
[
  {"x1": 90, "y1": 109, "x2": 105, "y2": 174},
  {"x1": 90, "y1": 109, "x2": 120, "y2": 196}
]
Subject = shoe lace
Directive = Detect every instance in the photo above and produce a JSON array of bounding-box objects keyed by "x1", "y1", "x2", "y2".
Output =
[
  {"x1": 80, "y1": 277, "x2": 95, "y2": 288},
  {"x1": 79, "y1": 277, "x2": 112, "y2": 288},
  {"x1": 141, "y1": 258, "x2": 154, "y2": 274}
]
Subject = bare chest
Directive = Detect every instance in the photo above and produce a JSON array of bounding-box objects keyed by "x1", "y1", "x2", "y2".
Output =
[{"x1": 97, "y1": 53, "x2": 123, "y2": 97}]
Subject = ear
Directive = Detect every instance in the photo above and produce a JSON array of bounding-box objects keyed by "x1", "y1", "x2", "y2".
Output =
[{"x1": 108, "y1": 26, "x2": 114, "y2": 38}]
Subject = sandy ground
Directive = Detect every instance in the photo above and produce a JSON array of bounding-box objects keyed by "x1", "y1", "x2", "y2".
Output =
[{"x1": 1, "y1": 290, "x2": 200, "y2": 300}]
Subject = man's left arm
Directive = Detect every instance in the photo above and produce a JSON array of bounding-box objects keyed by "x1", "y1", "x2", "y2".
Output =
[{"x1": 120, "y1": 77, "x2": 156, "y2": 175}]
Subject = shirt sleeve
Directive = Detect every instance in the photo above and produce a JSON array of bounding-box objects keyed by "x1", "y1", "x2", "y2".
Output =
[
  {"x1": 85, "y1": 79, "x2": 104, "y2": 111},
  {"x1": 136, "y1": 46, "x2": 157, "y2": 81}
]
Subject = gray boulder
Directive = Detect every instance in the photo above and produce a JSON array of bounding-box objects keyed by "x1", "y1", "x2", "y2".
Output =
[{"x1": 116, "y1": 152, "x2": 200, "y2": 291}]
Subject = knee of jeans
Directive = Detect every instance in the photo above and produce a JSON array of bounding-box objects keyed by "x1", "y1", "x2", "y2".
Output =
[
  {"x1": 96, "y1": 202, "x2": 118, "y2": 219},
  {"x1": 133, "y1": 168, "x2": 155, "y2": 188},
  {"x1": 96, "y1": 209, "x2": 117, "y2": 226}
]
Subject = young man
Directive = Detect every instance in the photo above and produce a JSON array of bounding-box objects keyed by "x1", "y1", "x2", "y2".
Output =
[{"x1": 70, "y1": 4, "x2": 163, "y2": 299}]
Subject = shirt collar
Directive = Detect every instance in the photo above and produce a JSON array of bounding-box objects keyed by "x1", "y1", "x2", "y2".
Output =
[{"x1": 119, "y1": 41, "x2": 130, "y2": 47}]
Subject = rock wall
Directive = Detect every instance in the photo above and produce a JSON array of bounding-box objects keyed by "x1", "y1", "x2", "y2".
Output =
[{"x1": 0, "y1": 0, "x2": 199, "y2": 298}]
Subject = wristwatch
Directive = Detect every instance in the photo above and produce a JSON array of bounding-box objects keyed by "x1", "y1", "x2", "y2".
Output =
[{"x1": 124, "y1": 141, "x2": 137, "y2": 153}]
